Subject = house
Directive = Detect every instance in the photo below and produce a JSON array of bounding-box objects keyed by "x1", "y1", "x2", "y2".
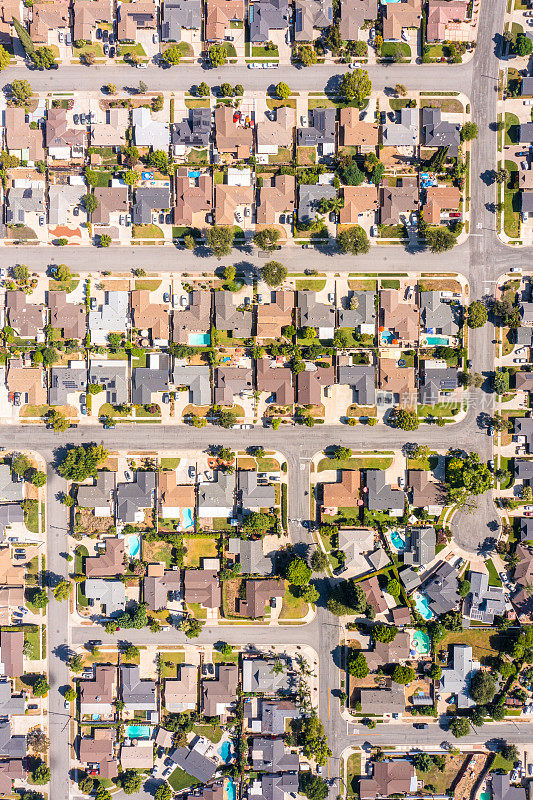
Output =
[
  {"x1": 403, "y1": 525, "x2": 436, "y2": 567},
  {"x1": 116, "y1": 472, "x2": 156, "y2": 524},
  {"x1": 423, "y1": 561, "x2": 459, "y2": 616},
  {"x1": 184, "y1": 784, "x2": 224, "y2": 800},
  {"x1": 132, "y1": 107, "x2": 169, "y2": 149},
  {"x1": 170, "y1": 737, "x2": 217, "y2": 783},
  {"x1": 419, "y1": 290, "x2": 459, "y2": 335},
  {"x1": 49, "y1": 180, "x2": 87, "y2": 225},
  {"x1": 205, "y1": 0, "x2": 244, "y2": 40},
  {"x1": 91, "y1": 187, "x2": 129, "y2": 225},
  {"x1": 165, "y1": 664, "x2": 198, "y2": 712},
  {"x1": 322, "y1": 470, "x2": 360, "y2": 513},
  {"x1": 161, "y1": 0, "x2": 202, "y2": 40},
  {"x1": 30, "y1": 0, "x2": 69, "y2": 44},
  {"x1": 228, "y1": 538, "x2": 272, "y2": 576},
  {"x1": 380, "y1": 289, "x2": 419, "y2": 344},
  {"x1": 359, "y1": 574, "x2": 388, "y2": 613},
  {"x1": 256, "y1": 291, "x2": 294, "y2": 339},
  {"x1": 466, "y1": 571, "x2": 506, "y2": 624},
  {"x1": 214, "y1": 107, "x2": 253, "y2": 159},
  {"x1": 251, "y1": 738, "x2": 299, "y2": 772},
  {"x1": 242, "y1": 658, "x2": 291, "y2": 694},
  {"x1": 337, "y1": 527, "x2": 375, "y2": 576},
  {"x1": 359, "y1": 681, "x2": 405, "y2": 715},
  {"x1": 46, "y1": 109, "x2": 87, "y2": 160},
  {"x1": 91, "y1": 108, "x2": 129, "y2": 148},
  {"x1": 419, "y1": 366, "x2": 458, "y2": 404},
  {"x1": 49, "y1": 363, "x2": 87, "y2": 405},
  {"x1": 159, "y1": 472, "x2": 195, "y2": 521},
  {"x1": 294, "y1": 0, "x2": 332, "y2": 40},
  {"x1": 440, "y1": 644, "x2": 479, "y2": 709},
  {"x1": 513, "y1": 544, "x2": 533, "y2": 616},
  {"x1": 256, "y1": 358, "x2": 294, "y2": 405},
  {"x1": 256, "y1": 174, "x2": 296, "y2": 224},
  {"x1": 249, "y1": 699, "x2": 299, "y2": 735},
  {"x1": 79, "y1": 728, "x2": 118, "y2": 780},
  {"x1": 0, "y1": 547, "x2": 24, "y2": 586},
  {"x1": 491, "y1": 774, "x2": 527, "y2": 800},
  {"x1": 184, "y1": 569, "x2": 221, "y2": 608},
  {"x1": 172, "y1": 290, "x2": 211, "y2": 345},
  {"x1": 407, "y1": 470, "x2": 442, "y2": 513},
  {"x1": 4, "y1": 107, "x2": 45, "y2": 164},
  {"x1": 298, "y1": 183, "x2": 337, "y2": 224},
  {"x1": 172, "y1": 109, "x2": 211, "y2": 156},
  {"x1": 365, "y1": 632, "x2": 411, "y2": 671},
  {"x1": 48, "y1": 291, "x2": 87, "y2": 340},
  {"x1": 173, "y1": 365, "x2": 211, "y2": 406},
  {"x1": 382, "y1": 0, "x2": 422, "y2": 39},
  {"x1": 519, "y1": 122, "x2": 533, "y2": 145},
  {"x1": 5, "y1": 185, "x2": 45, "y2": 226},
  {"x1": 337, "y1": 365, "x2": 376, "y2": 406},
  {"x1": 382, "y1": 108, "x2": 419, "y2": 147},
  {"x1": 0, "y1": 0, "x2": 22, "y2": 50},
  {"x1": 256, "y1": 109, "x2": 295, "y2": 159},
  {"x1": 426, "y1": 0, "x2": 468, "y2": 42},
  {"x1": 85, "y1": 537, "x2": 125, "y2": 578},
  {"x1": 238, "y1": 579, "x2": 285, "y2": 617},
  {"x1": 298, "y1": 290, "x2": 335, "y2": 334},
  {"x1": 0, "y1": 723, "x2": 25, "y2": 759},
  {"x1": 249, "y1": 0, "x2": 289, "y2": 42},
  {"x1": 79, "y1": 666, "x2": 117, "y2": 717},
  {"x1": 85, "y1": 579, "x2": 126, "y2": 616},
  {"x1": 118, "y1": 0, "x2": 157, "y2": 40},
  {"x1": 6, "y1": 360, "x2": 46, "y2": 405},
  {"x1": 297, "y1": 108, "x2": 336, "y2": 154},
  {"x1": 238, "y1": 470, "x2": 275, "y2": 510},
  {"x1": 77, "y1": 471, "x2": 115, "y2": 517},
  {"x1": 250, "y1": 773, "x2": 299, "y2": 800},
  {"x1": 120, "y1": 666, "x2": 156, "y2": 712},
  {"x1": 202, "y1": 664, "x2": 238, "y2": 717},
  {"x1": 74, "y1": 0, "x2": 113, "y2": 41},
  {"x1": 338, "y1": 0, "x2": 377, "y2": 41},
  {"x1": 132, "y1": 187, "x2": 171, "y2": 225},
  {"x1": 131, "y1": 353, "x2": 170, "y2": 405},
  {"x1": 421, "y1": 107, "x2": 461, "y2": 156},
  {"x1": 144, "y1": 562, "x2": 181, "y2": 610},
  {"x1": 0, "y1": 467, "x2": 23, "y2": 504},
  {"x1": 0, "y1": 582, "x2": 23, "y2": 622},
  {"x1": 88, "y1": 291, "x2": 129, "y2": 346},
  {"x1": 174, "y1": 171, "x2": 213, "y2": 226},
  {"x1": 515, "y1": 417, "x2": 533, "y2": 453},
  {"x1": 359, "y1": 760, "x2": 417, "y2": 800},
  {"x1": 338, "y1": 291, "x2": 376, "y2": 334},
  {"x1": 214, "y1": 291, "x2": 253, "y2": 338},
  {"x1": 131, "y1": 290, "x2": 169, "y2": 345},
  {"x1": 339, "y1": 185, "x2": 379, "y2": 224},
  {"x1": 520, "y1": 516, "x2": 533, "y2": 541},
  {"x1": 297, "y1": 365, "x2": 335, "y2": 405},
  {"x1": 215, "y1": 183, "x2": 254, "y2": 226},
  {"x1": 88, "y1": 361, "x2": 129, "y2": 405},
  {"x1": 365, "y1": 470, "x2": 404, "y2": 514},
  {"x1": 6, "y1": 292, "x2": 44, "y2": 340},
  {"x1": 120, "y1": 742, "x2": 154, "y2": 770},
  {"x1": 339, "y1": 107, "x2": 378, "y2": 152},
  {"x1": 0, "y1": 630, "x2": 23, "y2": 678},
  {"x1": 0, "y1": 759, "x2": 25, "y2": 794},
  {"x1": 515, "y1": 373, "x2": 533, "y2": 396},
  {"x1": 422, "y1": 186, "x2": 462, "y2": 224},
  {"x1": 379, "y1": 179, "x2": 418, "y2": 224}
]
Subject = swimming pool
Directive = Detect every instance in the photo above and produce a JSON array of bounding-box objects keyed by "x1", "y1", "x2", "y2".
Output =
[
  {"x1": 414, "y1": 592, "x2": 434, "y2": 620},
  {"x1": 182, "y1": 507, "x2": 194, "y2": 530},
  {"x1": 424, "y1": 335, "x2": 450, "y2": 346},
  {"x1": 381, "y1": 330, "x2": 394, "y2": 344},
  {"x1": 188, "y1": 332, "x2": 211, "y2": 346},
  {"x1": 225, "y1": 780, "x2": 236, "y2": 800},
  {"x1": 126, "y1": 725, "x2": 151, "y2": 739},
  {"x1": 413, "y1": 629, "x2": 431, "y2": 655},
  {"x1": 126, "y1": 534, "x2": 141, "y2": 558},
  {"x1": 480, "y1": 792, "x2": 491, "y2": 800},
  {"x1": 92, "y1": 714, "x2": 100, "y2": 721},
  {"x1": 219, "y1": 741, "x2": 233, "y2": 763},
  {"x1": 390, "y1": 529, "x2": 406, "y2": 551}
]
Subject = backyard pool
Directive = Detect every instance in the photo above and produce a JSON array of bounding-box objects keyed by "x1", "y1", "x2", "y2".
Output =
[
  {"x1": 182, "y1": 508, "x2": 194, "y2": 530},
  {"x1": 126, "y1": 534, "x2": 141, "y2": 558},
  {"x1": 413, "y1": 630, "x2": 431, "y2": 655},
  {"x1": 225, "y1": 780, "x2": 236, "y2": 800},
  {"x1": 390, "y1": 529, "x2": 406, "y2": 551},
  {"x1": 188, "y1": 333, "x2": 211, "y2": 346},
  {"x1": 480, "y1": 792, "x2": 491, "y2": 800},
  {"x1": 219, "y1": 741, "x2": 233, "y2": 763},
  {"x1": 414, "y1": 592, "x2": 434, "y2": 620},
  {"x1": 381, "y1": 330, "x2": 394, "y2": 344},
  {"x1": 126, "y1": 725, "x2": 151, "y2": 739},
  {"x1": 424, "y1": 335, "x2": 450, "y2": 346}
]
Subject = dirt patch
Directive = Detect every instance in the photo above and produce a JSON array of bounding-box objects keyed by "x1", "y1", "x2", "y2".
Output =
[
  {"x1": 101, "y1": 279, "x2": 130, "y2": 291},
  {"x1": 418, "y1": 278, "x2": 463, "y2": 292},
  {"x1": 223, "y1": 578, "x2": 248, "y2": 618},
  {"x1": 76, "y1": 507, "x2": 115, "y2": 534}
]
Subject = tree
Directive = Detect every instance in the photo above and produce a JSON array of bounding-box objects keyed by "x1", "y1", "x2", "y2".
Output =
[
  {"x1": 294, "y1": 713, "x2": 331, "y2": 765},
  {"x1": 178, "y1": 616, "x2": 203, "y2": 638},
  {"x1": 492, "y1": 298, "x2": 520, "y2": 328},
  {"x1": 81, "y1": 50, "x2": 95, "y2": 66},
  {"x1": 205, "y1": 225, "x2": 234, "y2": 258},
  {"x1": 450, "y1": 715, "x2": 470, "y2": 738},
  {"x1": 123, "y1": 644, "x2": 140, "y2": 661},
  {"x1": 10, "y1": 79, "x2": 33, "y2": 106},
  {"x1": 389, "y1": 407, "x2": 419, "y2": 431},
  {"x1": 395, "y1": 83, "x2": 407, "y2": 96},
  {"x1": 79, "y1": 776, "x2": 95, "y2": 795},
  {"x1": 33, "y1": 677, "x2": 50, "y2": 697},
  {"x1": 495, "y1": 168, "x2": 509, "y2": 184},
  {"x1": 296, "y1": 44, "x2": 317, "y2": 66},
  {"x1": 469, "y1": 670, "x2": 496, "y2": 705},
  {"x1": 234, "y1": 84, "x2": 244, "y2": 95},
  {"x1": 120, "y1": 770, "x2": 143, "y2": 794},
  {"x1": 31, "y1": 46, "x2": 56, "y2": 69},
  {"x1": 338, "y1": 69, "x2": 372, "y2": 106},
  {"x1": 413, "y1": 752, "x2": 434, "y2": 772},
  {"x1": 148, "y1": 149, "x2": 169, "y2": 174},
  {"x1": 446, "y1": 452, "x2": 492, "y2": 502},
  {"x1": 183, "y1": 235, "x2": 196, "y2": 250},
  {"x1": 58, "y1": 444, "x2": 108, "y2": 481},
  {"x1": 69, "y1": 654, "x2": 84, "y2": 673},
  {"x1": 242, "y1": 512, "x2": 271, "y2": 534},
  {"x1": 458, "y1": 579, "x2": 471, "y2": 598},
  {"x1": 46, "y1": 409, "x2": 69, "y2": 432},
  {"x1": 426, "y1": 226, "x2": 456, "y2": 253},
  {"x1": 31, "y1": 589, "x2": 48, "y2": 608},
  {"x1": 286, "y1": 556, "x2": 312, "y2": 586},
  {"x1": 299, "y1": 772, "x2": 328, "y2": 800},
  {"x1": 391, "y1": 665, "x2": 415, "y2": 684},
  {"x1": 122, "y1": 145, "x2": 139, "y2": 168},
  {"x1": 197, "y1": 81, "x2": 210, "y2": 97},
  {"x1": 301, "y1": 584, "x2": 319, "y2": 604},
  {"x1": 106, "y1": 83, "x2": 117, "y2": 94},
  {"x1": 467, "y1": 300, "x2": 488, "y2": 328},
  {"x1": 31, "y1": 764, "x2": 50, "y2": 784},
  {"x1": 429, "y1": 664, "x2": 442, "y2": 680},
  {"x1": 261, "y1": 260, "x2": 287, "y2": 286},
  {"x1": 461, "y1": 122, "x2": 478, "y2": 141},
  {"x1": 386, "y1": 578, "x2": 401, "y2": 599},
  {"x1": 348, "y1": 651, "x2": 369, "y2": 678},
  {"x1": 155, "y1": 785, "x2": 172, "y2": 800},
  {"x1": 332, "y1": 445, "x2": 352, "y2": 461},
  {"x1": 82, "y1": 193, "x2": 98, "y2": 214},
  {"x1": 0, "y1": 44, "x2": 9, "y2": 71},
  {"x1": 27, "y1": 729, "x2": 49, "y2": 753},
  {"x1": 209, "y1": 44, "x2": 227, "y2": 66},
  {"x1": 517, "y1": 33, "x2": 533, "y2": 56},
  {"x1": 501, "y1": 743, "x2": 519, "y2": 763},
  {"x1": 64, "y1": 687, "x2": 76, "y2": 702},
  {"x1": 162, "y1": 45, "x2": 182, "y2": 65},
  {"x1": 216, "y1": 641, "x2": 233, "y2": 658},
  {"x1": 54, "y1": 263, "x2": 71, "y2": 282},
  {"x1": 338, "y1": 158, "x2": 365, "y2": 186},
  {"x1": 276, "y1": 81, "x2": 291, "y2": 100},
  {"x1": 220, "y1": 82, "x2": 233, "y2": 97},
  {"x1": 99, "y1": 233, "x2": 111, "y2": 247},
  {"x1": 337, "y1": 225, "x2": 370, "y2": 255},
  {"x1": 310, "y1": 550, "x2": 328, "y2": 572},
  {"x1": 254, "y1": 228, "x2": 281, "y2": 252},
  {"x1": 372, "y1": 624, "x2": 397, "y2": 643},
  {"x1": 12, "y1": 453, "x2": 31, "y2": 476}
]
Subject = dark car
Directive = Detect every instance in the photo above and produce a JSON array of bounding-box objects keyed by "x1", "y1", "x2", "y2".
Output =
[
  {"x1": 103, "y1": 43, "x2": 109, "y2": 55},
  {"x1": 96, "y1": 27, "x2": 102, "y2": 38},
  {"x1": 102, "y1": 29, "x2": 109, "y2": 41},
  {"x1": 73, "y1": 113, "x2": 79, "y2": 125},
  {"x1": 109, "y1": 46, "x2": 115, "y2": 58},
  {"x1": 109, "y1": 33, "x2": 114, "y2": 44},
  {"x1": 414, "y1": 723, "x2": 428, "y2": 729}
]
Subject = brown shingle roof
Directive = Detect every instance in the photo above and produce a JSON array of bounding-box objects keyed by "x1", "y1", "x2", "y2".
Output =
[
  {"x1": 7, "y1": 361, "x2": 46, "y2": 405},
  {"x1": 48, "y1": 290, "x2": 86, "y2": 340},
  {"x1": 30, "y1": 0, "x2": 69, "y2": 42},
  {"x1": 379, "y1": 180, "x2": 418, "y2": 225},
  {"x1": 256, "y1": 358, "x2": 294, "y2": 405},
  {"x1": 172, "y1": 290, "x2": 211, "y2": 344},
  {"x1": 131, "y1": 290, "x2": 169, "y2": 340},
  {"x1": 174, "y1": 173, "x2": 213, "y2": 226},
  {"x1": 80, "y1": 665, "x2": 116, "y2": 705},
  {"x1": 202, "y1": 664, "x2": 238, "y2": 717},
  {"x1": 0, "y1": 630, "x2": 23, "y2": 677},
  {"x1": 205, "y1": 0, "x2": 244, "y2": 40},
  {"x1": 256, "y1": 107, "x2": 295, "y2": 150},
  {"x1": 239, "y1": 579, "x2": 285, "y2": 618},
  {"x1": 215, "y1": 184, "x2": 254, "y2": 226},
  {"x1": 426, "y1": 0, "x2": 467, "y2": 41},
  {"x1": 382, "y1": 0, "x2": 421, "y2": 39},
  {"x1": 297, "y1": 365, "x2": 335, "y2": 405},
  {"x1": 322, "y1": 470, "x2": 360, "y2": 508},
  {"x1": 338, "y1": 0, "x2": 377, "y2": 39},
  {"x1": 74, "y1": 0, "x2": 113, "y2": 41},
  {"x1": 380, "y1": 289, "x2": 419, "y2": 343},
  {"x1": 159, "y1": 472, "x2": 195, "y2": 510},
  {"x1": 256, "y1": 175, "x2": 296, "y2": 225},
  {"x1": 378, "y1": 358, "x2": 416, "y2": 404},
  {"x1": 214, "y1": 107, "x2": 253, "y2": 156},
  {"x1": 359, "y1": 574, "x2": 388, "y2": 613},
  {"x1": 339, "y1": 185, "x2": 379, "y2": 224},
  {"x1": 184, "y1": 569, "x2": 221, "y2": 609},
  {"x1": 118, "y1": 0, "x2": 157, "y2": 39},
  {"x1": 339, "y1": 107, "x2": 379, "y2": 148},
  {"x1": 92, "y1": 187, "x2": 129, "y2": 224},
  {"x1": 85, "y1": 537, "x2": 125, "y2": 579},
  {"x1": 79, "y1": 728, "x2": 118, "y2": 780},
  {"x1": 422, "y1": 186, "x2": 461, "y2": 224},
  {"x1": 6, "y1": 291, "x2": 44, "y2": 338},
  {"x1": 360, "y1": 760, "x2": 415, "y2": 799},
  {"x1": 365, "y1": 632, "x2": 411, "y2": 670},
  {"x1": 256, "y1": 291, "x2": 294, "y2": 339},
  {"x1": 5, "y1": 107, "x2": 45, "y2": 162},
  {"x1": 407, "y1": 470, "x2": 443, "y2": 507}
]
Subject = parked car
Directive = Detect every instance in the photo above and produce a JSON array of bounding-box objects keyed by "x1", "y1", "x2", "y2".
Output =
[
  {"x1": 73, "y1": 113, "x2": 79, "y2": 125},
  {"x1": 162, "y1": 393, "x2": 170, "y2": 404},
  {"x1": 180, "y1": 295, "x2": 188, "y2": 307},
  {"x1": 96, "y1": 28, "x2": 102, "y2": 38},
  {"x1": 103, "y1": 43, "x2": 109, "y2": 55},
  {"x1": 102, "y1": 29, "x2": 108, "y2": 40},
  {"x1": 109, "y1": 34, "x2": 114, "y2": 44},
  {"x1": 521, "y1": 161, "x2": 529, "y2": 170},
  {"x1": 163, "y1": 292, "x2": 170, "y2": 302},
  {"x1": 188, "y1": 466, "x2": 196, "y2": 478},
  {"x1": 109, "y1": 47, "x2": 115, "y2": 58}
]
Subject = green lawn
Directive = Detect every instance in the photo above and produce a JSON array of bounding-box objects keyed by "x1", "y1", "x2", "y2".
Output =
[
  {"x1": 23, "y1": 500, "x2": 39, "y2": 533},
  {"x1": 252, "y1": 45, "x2": 279, "y2": 57},
  {"x1": 318, "y1": 456, "x2": 393, "y2": 471},
  {"x1": 504, "y1": 160, "x2": 520, "y2": 239},
  {"x1": 132, "y1": 224, "x2": 164, "y2": 239},
  {"x1": 492, "y1": 753, "x2": 514, "y2": 773},
  {"x1": 183, "y1": 537, "x2": 217, "y2": 567},
  {"x1": 505, "y1": 113, "x2": 519, "y2": 146},
  {"x1": 120, "y1": 43, "x2": 147, "y2": 61},
  {"x1": 407, "y1": 453, "x2": 438, "y2": 471},
  {"x1": 279, "y1": 582, "x2": 307, "y2": 620},
  {"x1": 187, "y1": 602, "x2": 207, "y2": 620},
  {"x1": 73, "y1": 42, "x2": 104, "y2": 59},
  {"x1": 294, "y1": 279, "x2": 327, "y2": 291},
  {"x1": 379, "y1": 224, "x2": 406, "y2": 238},
  {"x1": 168, "y1": 767, "x2": 200, "y2": 792},
  {"x1": 89, "y1": 170, "x2": 112, "y2": 188},
  {"x1": 135, "y1": 279, "x2": 162, "y2": 291},
  {"x1": 195, "y1": 723, "x2": 223, "y2": 743},
  {"x1": 486, "y1": 558, "x2": 502, "y2": 587},
  {"x1": 346, "y1": 752, "x2": 362, "y2": 798},
  {"x1": 159, "y1": 651, "x2": 185, "y2": 678},
  {"x1": 418, "y1": 403, "x2": 462, "y2": 419},
  {"x1": 160, "y1": 457, "x2": 181, "y2": 470},
  {"x1": 24, "y1": 625, "x2": 40, "y2": 660},
  {"x1": 381, "y1": 42, "x2": 411, "y2": 60}
]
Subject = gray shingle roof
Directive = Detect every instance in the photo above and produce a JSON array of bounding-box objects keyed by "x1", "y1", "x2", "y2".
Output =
[
  {"x1": 88, "y1": 362, "x2": 129, "y2": 405},
  {"x1": 403, "y1": 525, "x2": 435, "y2": 567},
  {"x1": 227, "y1": 538, "x2": 272, "y2": 575},
  {"x1": 250, "y1": 0, "x2": 289, "y2": 41},
  {"x1": 0, "y1": 466, "x2": 24, "y2": 503},
  {"x1": 49, "y1": 365, "x2": 86, "y2": 405},
  {"x1": 131, "y1": 353, "x2": 170, "y2": 405},
  {"x1": 337, "y1": 365, "x2": 376, "y2": 405},
  {"x1": 116, "y1": 472, "x2": 156, "y2": 523},
  {"x1": 161, "y1": 0, "x2": 202, "y2": 39},
  {"x1": 338, "y1": 291, "x2": 376, "y2": 327},
  {"x1": 419, "y1": 366, "x2": 458, "y2": 405},
  {"x1": 238, "y1": 471, "x2": 275, "y2": 510},
  {"x1": 85, "y1": 579, "x2": 126, "y2": 616},
  {"x1": 0, "y1": 723, "x2": 25, "y2": 759},
  {"x1": 382, "y1": 108, "x2": 418, "y2": 147},
  {"x1": 132, "y1": 187, "x2": 171, "y2": 225},
  {"x1": 172, "y1": 365, "x2": 211, "y2": 406},
  {"x1": 423, "y1": 561, "x2": 459, "y2": 616},
  {"x1": 121, "y1": 666, "x2": 157, "y2": 709},
  {"x1": 297, "y1": 183, "x2": 336, "y2": 223},
  {"x1": 421, "y1": 107, "x2": 460, "y2": 155},
  {"x1": 6, "y1": 187, "x2": 45, "y2": 223},
  {"x1": 251, "y1": 738, "x2": 299, "y2": 772},
  {"x1": 298, "y1": 290, "x2": 336, "y2": 328},
  {"x1": 170, "y1": 737, "x2": 217, "y2": 783},
  {"x1": 242, "y1": 659, "x2": 292, "y2": 694},
  {"x1": 419, "y1": 291, "x2": 459, "y2": 335},
  {"x1": 296, "y1": 107, "x2": 336, "y2": 146},
  {"x1": 440, "y1": 644, "x2": 479, "y2": 709},
  {"x1": 171, "y1": 108, "x2": 211, "y2": 147},
  {"x1": 467, "y1": 571, "x2": 506, "y2": 624},
  {"x1": 214, "y1": 292, "x2": 253, "y2": 338},
  {"x1": 365, "y1": 470, "x2": 404, "y2": 511}
]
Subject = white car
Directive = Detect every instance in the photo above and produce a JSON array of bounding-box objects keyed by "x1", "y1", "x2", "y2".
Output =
[
  {"x1": 301, "y1": 115, "x2": 308, "y2": 126},
  {"x1": 514, "y1": 357, "x2": 527, "y2": 363}
]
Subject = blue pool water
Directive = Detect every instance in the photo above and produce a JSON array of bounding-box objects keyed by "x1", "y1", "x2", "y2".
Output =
[
  {"x1": 414, "y1": 592, "x2": 434, "y2": 620},
  {"x1": 480, "y1": 793, "x2": 490, "y2": 800},
  {"x1": 189, "y1": 332, "x2": 211, "y2": 346},
  {"x1": 126, "y1": 725, "x2": 151, "y2": 739},
  {"x1": 219, "y1": 741, "x2": 233, "y2": 763},
  {"x1": 225, "y1": 779, "x2": 236, "y2": 800},
  {"x1": 126, "y1": 534, "x2": 140, "y2": 558},
  {"x1": 425, "y1": 335, "x2": 449, "y2": 346},
  {"x1": 92, "y1": 714, "x2": 100, "y2": 721},
  {"x1": 183, "y1": 507, "x2": 194, "y2": 529},
  {"x1": 220, "y1": 356, "x2": 231, "y2": 364},
  {"x1": 381, "y1": 330, "x2": 394, "y2": 344},
  {"x1": 188, "y1": 170, "x2": 201, "y2": 178},
  {"x1": 390, "y1": 529, "x2": 406, "y2": 551},
  {"x1": 413, "y1": 630, "x2": 431, "y2": 655}
]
